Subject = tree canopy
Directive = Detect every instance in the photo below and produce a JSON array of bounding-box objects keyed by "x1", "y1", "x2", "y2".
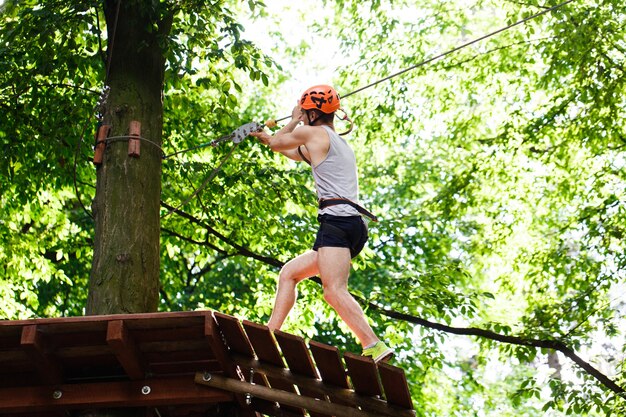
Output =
[{"x1": 1, "y1": 0, "x2": 624, "y2": 415}]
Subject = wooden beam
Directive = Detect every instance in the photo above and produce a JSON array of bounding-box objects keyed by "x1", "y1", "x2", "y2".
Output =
[
  {"x1": 20, "y1": 325, "x2": 62, "y2": 385},
  {"x1": 195, "y1": 372, "x2": 388, "y2": 417},
  {"x1": 231, "y1": 353, "x2": 415, "y2": 417},
  {"x1": 106, "y1": 319, "x2": 144, "y2": 379},
  {"x1": 0, "y1": 376, "x2": 232, "y2": 413},
  {"x1": 0, "y1": 310, "x2": 213, "y2": 329}
]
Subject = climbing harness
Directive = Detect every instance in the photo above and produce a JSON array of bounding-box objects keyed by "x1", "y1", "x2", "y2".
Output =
[{"x1": 319, "y1": 198, "x2": 378, "y2": 222}]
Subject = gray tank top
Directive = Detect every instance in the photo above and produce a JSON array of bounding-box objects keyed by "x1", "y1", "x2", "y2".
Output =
[{"x1": 312, "y1": 126, "x2": 360, "y2": 217}]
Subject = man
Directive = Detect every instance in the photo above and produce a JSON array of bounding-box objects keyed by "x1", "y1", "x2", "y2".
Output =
[{"x1": 250, "y1": 85, "x2": 393, "y2": 363}]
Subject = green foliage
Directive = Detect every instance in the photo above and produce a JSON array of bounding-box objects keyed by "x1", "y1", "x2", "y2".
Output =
[{"x1": 1, "y1": 0, "x2": 625, "y2": 414}]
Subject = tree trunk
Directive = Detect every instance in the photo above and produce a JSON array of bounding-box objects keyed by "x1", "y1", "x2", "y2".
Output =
[{"x1": 87, "y1": 0, "x2": 166, "y2": 314}]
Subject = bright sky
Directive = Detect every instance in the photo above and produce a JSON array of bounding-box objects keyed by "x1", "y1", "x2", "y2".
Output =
[{"x1": 240, "y1": 1, "x2": 349, "y2": 111}]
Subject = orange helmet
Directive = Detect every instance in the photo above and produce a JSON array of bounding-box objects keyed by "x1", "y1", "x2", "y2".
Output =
[{"x1": 300, "y1": 85, "x2": 340, "y2": 114}]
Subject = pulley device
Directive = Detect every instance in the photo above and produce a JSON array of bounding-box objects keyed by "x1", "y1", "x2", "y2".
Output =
[
  {"x1": 159, "y1": 121, "x2": 264, "y2": 160},
  {"x1": 208, "y1": 121, "x2": 264, "y2": 147}
]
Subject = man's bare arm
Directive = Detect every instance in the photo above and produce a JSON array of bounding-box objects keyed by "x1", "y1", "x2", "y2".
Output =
[{"x1": 250, "y1": 105, "x2": 308, "y2": 161}]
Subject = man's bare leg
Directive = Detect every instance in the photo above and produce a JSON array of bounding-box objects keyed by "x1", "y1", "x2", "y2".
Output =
[
  {"x1": 317, "y1": 246, "x2": 379, "y2": 347},
  {"x1": 267, "y1": 250, "x2": 319, "y2": 331}
]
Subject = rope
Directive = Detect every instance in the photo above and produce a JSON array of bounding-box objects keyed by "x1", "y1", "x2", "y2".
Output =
[
  {"x1": 162, "y1": 132, "x2": 234, "y2": 159},
  {"x1": 105, "y1": 0, "x2": 122, "y2": 83}
]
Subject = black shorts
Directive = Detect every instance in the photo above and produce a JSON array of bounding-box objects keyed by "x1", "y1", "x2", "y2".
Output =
[{"x1": 313, "y1": 214, "x2": 368, "y2": 258}]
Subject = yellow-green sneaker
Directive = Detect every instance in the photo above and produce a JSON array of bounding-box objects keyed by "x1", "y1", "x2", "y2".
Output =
[{"x1": 362, "y1": 341, "x2": 393, "y2": 363}]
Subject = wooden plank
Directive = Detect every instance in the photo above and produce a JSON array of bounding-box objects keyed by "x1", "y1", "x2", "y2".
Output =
[
  {"x1": 131, "y1": 326, "x2": 207, "y2": 344},
  {"x1": 20, "y1": 325, "x2": 63, "y2": 385},
  {"x1": 121, "y1": 314, "x2": 208, "y2": 332},
  {"x1": 378, "y1": 362, "x2": 414, "y2": 409},
  {"x1": 30, "y1": 330, "x2": 106, "y2": 349},
  {"x1": 139, "y1": 339, "x2": 212, "y2": 353},
  {"x1": 54, "y1": 345, "x2": 112, "y2": 358},
  {"x1": 196, "y1": 372, "x2": 384, "y2": 417},
  {"x1": 343, "y1": 352, "x2": 382, "y2": 398},
  {"x1": 213, "y1": 312, "x2": 255, "y2": 357},
  {"x1": 232, "y1": 353, "x2": 416, "y2": 417},
  {"x1": 273, "y1": 330, "x2": 318, "y2": 378},
  {"x1": 204, "y1": 312, "x2": 266, "y2": 417},
  {"x1": 308, "y1": 340, "x2": 353, "y2": 411},
  {"x1": 211, "y1": 315, "x2": 278, "y2": 414},
  {"x1": 243, "y1": 321, "x2": 305, "y2": 416},
  {"x1": 309, "y1": 340, "x2": 350, "y2": 388},
  {"x1": 0, "y1": 375, "x2": 232, "y2": 412},
  {"x1": 274, "y1": 330, "x2": 330, "y2": 417},
  {"x1": 242, "y1": 321, "x2": 283, "y2": 365},
  {"x1": 0, "y1": 349, "x2": 30, "y2": 366},
  {"x1": 141, "y1": 349, "x2": 212, "y2": 364},
  {"x1": 106, "y1": 320, "x2": 144, "y2": 380}
]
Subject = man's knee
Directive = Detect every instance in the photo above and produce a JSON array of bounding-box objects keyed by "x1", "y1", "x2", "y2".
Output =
[
  {"x1": 322, "y1": 284, "x2": 346, "y2": 306},
  {"x1": 278, "y1": 265, "x2": 297, "y2": 285}
]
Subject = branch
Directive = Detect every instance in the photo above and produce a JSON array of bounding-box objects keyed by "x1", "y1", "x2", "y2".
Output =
[
  {"x1": 355, "y1": 296, "x2": 625, "y2": 396},
  {"x1": 159, "y1": 287, "x2": 173, "y2": 310},
  {"x1": 160, "y1": 201, "x2": 283, "y2": 268},
  {"x1": 161, "y1": 227, "x2": 230, "y2": 255}
]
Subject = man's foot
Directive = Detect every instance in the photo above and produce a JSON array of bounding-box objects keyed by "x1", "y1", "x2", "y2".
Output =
[{"x1": 362, "y1": 341, "x2": 393, "y2": 363}]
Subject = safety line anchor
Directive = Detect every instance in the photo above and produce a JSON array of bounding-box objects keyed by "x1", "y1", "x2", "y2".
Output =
[{"x1": 128, "y1": 120, "x2": 141, "y2": 158}]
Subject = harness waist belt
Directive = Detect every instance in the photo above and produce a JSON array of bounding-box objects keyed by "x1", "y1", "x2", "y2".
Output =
[{"x1": 318, "y1": 198, "x2": 378, "y2": 222}]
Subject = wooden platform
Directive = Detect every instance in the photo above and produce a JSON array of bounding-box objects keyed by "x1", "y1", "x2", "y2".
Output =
[{"x1": 0, "y1": 311, "x2": 414, "y2": 417}]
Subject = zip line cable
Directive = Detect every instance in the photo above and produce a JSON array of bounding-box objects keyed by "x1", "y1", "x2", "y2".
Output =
[
  {"x1": 340, "y1": 0, "x2": 575, "y2": 100},
  {"x1": 270, "y1": 0, "x2": 576, "y2": 124},
  {"x1": 78, "y1": 0, "x2": 576, "y2": 219},
  {"x1": 161, "y1": 0, "x2": 576, "y2": 214}
]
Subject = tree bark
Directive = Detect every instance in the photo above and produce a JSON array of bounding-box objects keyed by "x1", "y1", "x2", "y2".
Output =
[{"x1": 87, "y1": 0, "x2": 165, "y2": 315}]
